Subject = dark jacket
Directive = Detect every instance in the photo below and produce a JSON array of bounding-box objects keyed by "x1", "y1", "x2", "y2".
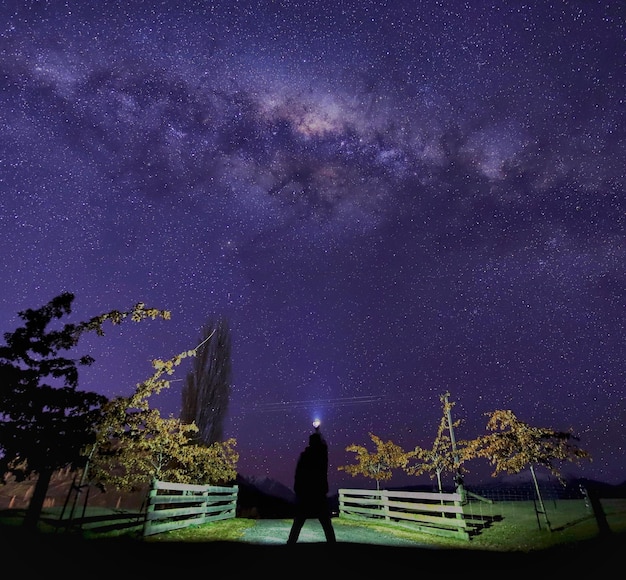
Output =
[{"x1": 293, "y1": 433, "x2": 329, "y2": 500}]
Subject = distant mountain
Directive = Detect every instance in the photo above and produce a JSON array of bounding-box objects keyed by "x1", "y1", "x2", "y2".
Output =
[
  {"x1": 235, "y1": 474, "x2": 296, "y2": 518},
  {"x1": 238, "y1": 474, "x2": 295, "y2": 502},
  {"x1": 235, "y1": 474, "x2": 342, "y2": 518}
]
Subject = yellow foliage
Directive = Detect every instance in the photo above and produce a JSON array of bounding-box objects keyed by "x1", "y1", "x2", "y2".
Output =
[
  {"x1": 338, "y1": 433, "x2": 410, "y2": 488},
  {"x1": 88, "y1": 326, "x2": 238, "y2": 491},
  {"x1": 464, "y1": 409, "x2": 591, "y2": 482},
  {"x1": 404, "y1": 392, "x2": 467, "y2": 481}
]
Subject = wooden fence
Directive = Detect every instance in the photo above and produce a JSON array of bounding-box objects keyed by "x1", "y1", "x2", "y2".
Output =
[
  {"x1": 339, "y1": 488, "x2": 482, "y2": 541},
  {"x1": 142, "y1": 480, "x2": 238, "y2": 537}
]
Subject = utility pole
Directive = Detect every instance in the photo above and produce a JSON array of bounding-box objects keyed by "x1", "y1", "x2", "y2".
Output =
[{"x1": 441, "y1": 391, "x2": 466, "y2": 503}]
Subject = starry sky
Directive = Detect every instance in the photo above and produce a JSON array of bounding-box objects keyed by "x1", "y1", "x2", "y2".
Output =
[{"x1": 1, "y1": 1, "x2": 624, "y2": 493}]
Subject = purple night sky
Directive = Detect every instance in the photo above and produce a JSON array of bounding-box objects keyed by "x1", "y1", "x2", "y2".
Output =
[{"x1": 1, "y1": 1, "x2": 624, "y2": 493}]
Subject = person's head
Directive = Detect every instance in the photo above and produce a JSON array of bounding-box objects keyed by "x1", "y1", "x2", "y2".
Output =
[{"x1": 309, "y1": 432, "x2": 324, "y2": 447}]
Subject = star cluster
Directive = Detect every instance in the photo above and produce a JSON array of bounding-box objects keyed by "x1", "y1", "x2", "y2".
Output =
[{"x1": 1, "y1": 1, "x2": 624, "y2": 492}]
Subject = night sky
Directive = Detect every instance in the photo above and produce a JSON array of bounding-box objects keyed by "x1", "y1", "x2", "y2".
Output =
[{"x1": 1, "y1": 1, "x2": 624, "y2": 493}]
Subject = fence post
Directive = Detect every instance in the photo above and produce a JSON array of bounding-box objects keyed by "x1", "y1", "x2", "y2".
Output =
[
  {"x1": 142, "y1": 478, "x2": 158, "y2": 537},
  {"x1": 201, "y1": 487, "x2": 209, "y2": 524},
  {"x1": 382, "y1": 490, "x2": 390, "y2": 522}
]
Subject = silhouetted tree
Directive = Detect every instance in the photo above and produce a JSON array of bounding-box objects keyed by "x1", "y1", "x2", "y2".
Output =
[
  {"x1": 0, "y1": 292, "x2": 169, "y2": 529},
  {"x1": 180, "y1": 318, "x2": 231, "y2": 446}
]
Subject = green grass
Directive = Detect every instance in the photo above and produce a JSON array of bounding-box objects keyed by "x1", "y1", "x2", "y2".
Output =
[
  {"x1": 143, "y1": 517, "x2": 254, "y2": 543},
  {"x1": 333, "y1": 498, "x2": 626, "y2": 552},
  {"x1": 2, "y1": 498, "x2": 625, "y2": 554},
  {"x1": 136, "y1": 498, "x2": 626, "y2": 553}
]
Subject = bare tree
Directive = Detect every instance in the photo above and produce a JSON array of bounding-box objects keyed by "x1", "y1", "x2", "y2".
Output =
[{"x1": 180, "y1": 318, "x2": 232, "y2": 445}]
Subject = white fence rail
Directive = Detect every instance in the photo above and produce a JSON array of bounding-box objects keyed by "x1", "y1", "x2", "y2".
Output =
[
  {"x1": 142, "y1": 480, "x2": 238, "y2": 537},
  {"x1": 339, "y1": 488, "x2": 474, "y2": 541}
]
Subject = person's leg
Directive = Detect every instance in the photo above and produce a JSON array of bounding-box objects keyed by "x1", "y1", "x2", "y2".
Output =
[
  {"x1": 287, "y1": 513, "x2": 306, "y2": 544},
  {"x1": 318, "y1": 513, "x2": 336, "y2": 543}
]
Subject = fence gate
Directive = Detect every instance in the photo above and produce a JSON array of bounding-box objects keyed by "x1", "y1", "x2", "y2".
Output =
[{"x1": 143, "y1": 480, "x2": 238, "y2": 537}]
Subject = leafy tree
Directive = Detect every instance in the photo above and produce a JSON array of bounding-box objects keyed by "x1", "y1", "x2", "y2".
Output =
[
  {"x1": 180, "y1": 318, "x2": 232, "y2": 446},
  {"x1": 338, "y1": 433, "x2": 410, "y2": 490},
  {"x1": 89, "y1": 346, "x2": 238, "y2": 491},
  {"x1": 405, "y1": 392, "x2": 470, "y2": 495},
  {"x1": 405, "y1": 413, "x2": 462, "y2": 491},
  {"x1": 0, "y1": 292, "x2": 170, "y2": 529},
  {"x1": 464, "y1": 409, "x2": 591, "y2": 530}
]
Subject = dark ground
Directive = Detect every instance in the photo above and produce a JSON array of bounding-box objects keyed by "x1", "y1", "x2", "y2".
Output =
[{"x1": 0, "y1": 522, "x2": 622, "y2": 577}]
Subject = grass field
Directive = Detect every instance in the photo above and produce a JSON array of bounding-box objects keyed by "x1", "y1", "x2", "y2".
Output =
[
  {"x1": 2, "y1": 496, "x2": 624, "y2": 550},
  {"x1": 343, "y1": 498, "x2": 626, "y2": 552},
  {"x1": 1, "y1": 498, "x2": 624, "y2": 575},
  {"x1": 134, "y1": 497, "x2": 626, "y2": 552}
]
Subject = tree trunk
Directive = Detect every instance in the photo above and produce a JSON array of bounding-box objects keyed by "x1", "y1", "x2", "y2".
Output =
[
  {"x1": 436, "y1": 469, "x2": 445, "y2": 517},
  {"x1": 23, "y1": 467, "x2": 54, "y2": 531},
  {"x1": 436, "y1": 468, "x2": 442, "y2": 493}
]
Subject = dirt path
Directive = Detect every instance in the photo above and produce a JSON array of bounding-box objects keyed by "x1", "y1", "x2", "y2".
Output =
[{"x1": 240, "y1": 518, "x2": 430, "y2": 547}]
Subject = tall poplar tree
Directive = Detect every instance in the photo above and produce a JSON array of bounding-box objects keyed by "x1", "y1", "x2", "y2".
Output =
[{"x1": 180, "y1": 318, "x2": 232, "y2": 445}]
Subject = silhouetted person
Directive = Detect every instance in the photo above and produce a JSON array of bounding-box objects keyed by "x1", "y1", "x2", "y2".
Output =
[{"x1": 287, "y1": 429, "x2": 336, "y2": 544}]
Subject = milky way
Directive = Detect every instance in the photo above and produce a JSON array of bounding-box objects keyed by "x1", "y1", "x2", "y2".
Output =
[{"x1": 1, "y1": 1, "x2": 624, "y2": 492}]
